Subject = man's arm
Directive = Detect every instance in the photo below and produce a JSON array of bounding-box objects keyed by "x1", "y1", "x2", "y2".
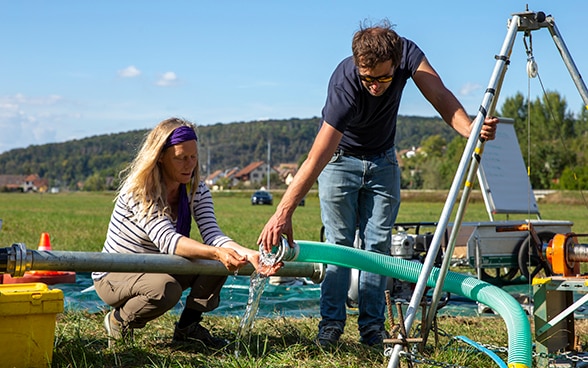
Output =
[
  {"x1": 413, "y1": 57, "x2": 497, "y2": 140},
  {"x1": 257, "y1": 123, "x2": 343, "y2": 251}
]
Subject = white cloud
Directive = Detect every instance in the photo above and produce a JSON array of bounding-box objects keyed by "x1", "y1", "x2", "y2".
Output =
[
  {"x1": 8, "y1": 93, "x2": 63, "y2": 106},
  {"x1": 156, "y1": 71, "x2": 178, "y2": 87},
  {"x1": 0, "y1": 112, "x2": 58, "y2": 153},
  {"x1": 118, "y1": 65, "x2": 141, "y2": 78},
  {"x1": 459, "y1": 82, "x2": 482, "y2": 97},
  {"x1": 0, "y1": 93, "x2": 74, "y2": 153}
]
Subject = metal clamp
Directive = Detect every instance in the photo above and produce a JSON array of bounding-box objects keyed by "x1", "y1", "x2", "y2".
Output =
[{"x1": 7, "y1": 243, "x2": 30, "y2": 277}]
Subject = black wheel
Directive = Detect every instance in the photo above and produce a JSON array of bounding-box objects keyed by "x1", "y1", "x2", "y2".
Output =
[
  {"x1": 480, "y1": 267, "x2": 520, "y2": 285},
  {"x1": 518, "y1": 231, "x2": 555, "y2": 281},
  {"x1": 478, "y1": 238, "x2": 522, "y2": 286}
]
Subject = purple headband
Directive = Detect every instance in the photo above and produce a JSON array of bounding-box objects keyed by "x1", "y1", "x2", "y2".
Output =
[
  {"x1": 163, "y1": 126, "x2": 198, "y2": 150},
  {"x1": 163, "y1": 125, "x2": 198, "y2": 237}
]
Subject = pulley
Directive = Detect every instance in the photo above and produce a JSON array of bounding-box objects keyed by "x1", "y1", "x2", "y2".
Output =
[
  {"x1": 526, "y1": 57, "x2": 538, "y2": 78},
  {"x1": 523, "y1": 32, "x2": 538, "y2": 78}
]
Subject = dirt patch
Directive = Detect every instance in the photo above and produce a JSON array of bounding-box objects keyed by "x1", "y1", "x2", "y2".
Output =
[
  {"x1": 402, "y1": 190, "x2": 588, "y2": 206},
  {"x1": 401, "y1": 190, "x2": 485, "y2": 203},
  {"x1": 537, "y1": 191, "x2": 588, "y2": 206}
]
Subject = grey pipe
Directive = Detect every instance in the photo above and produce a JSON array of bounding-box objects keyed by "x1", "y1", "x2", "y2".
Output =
[
  {"x1": 546, "y1": 16, "x2": 588, "y2": 106},
  {"x1": 0, "y1": 243, "x2": 325, "y2": 284}
]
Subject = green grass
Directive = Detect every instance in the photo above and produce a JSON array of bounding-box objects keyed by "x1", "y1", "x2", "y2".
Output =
[
  {"x1": 2, "y1": 190, "x2": 586, "y2": 252},
  {"x1": 0, "y1": 191, "x2": 115, "y2": 252},
  {"x1": 0, "y1": 191, "x2": 325, "y2": 252},
  {"x1": 1, "y1": 190, "x2": 588, "y2": 367}
]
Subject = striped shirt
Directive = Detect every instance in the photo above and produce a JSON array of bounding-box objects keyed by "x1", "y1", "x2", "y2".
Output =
[{"x1": 92, "y1": 181, "x2": 231, "y2": 280}]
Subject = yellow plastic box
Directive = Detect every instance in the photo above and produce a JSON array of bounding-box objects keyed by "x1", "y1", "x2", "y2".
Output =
[{"x1": 0, "y1": 282, "x2": 64, "y2": 368}]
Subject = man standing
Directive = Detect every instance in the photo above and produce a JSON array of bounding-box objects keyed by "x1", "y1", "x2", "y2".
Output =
[{"x1": 258, "y1": 20, "x2": 498, "y2": 348}]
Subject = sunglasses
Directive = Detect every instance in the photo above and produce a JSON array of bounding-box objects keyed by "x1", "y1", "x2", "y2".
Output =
[{"x1": 358, "y1": 74, "x2": 394, "y2": 84}]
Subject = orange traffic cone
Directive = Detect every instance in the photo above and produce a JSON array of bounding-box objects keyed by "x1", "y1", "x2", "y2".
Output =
[
  {"x1": 38, "y1": 232, "x2": 52, "y2": 251},
  {"x1": 2, "y1": 231, "x2": 76, "y2": 284}
]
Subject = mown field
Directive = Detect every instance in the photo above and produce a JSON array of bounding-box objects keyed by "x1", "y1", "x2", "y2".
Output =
[
  {"x1": 2, "y1": 190, "x2": 587, "y2": 252},
  {"x1": 1, "y1": 190, "x2": 588, "y2": 367}
]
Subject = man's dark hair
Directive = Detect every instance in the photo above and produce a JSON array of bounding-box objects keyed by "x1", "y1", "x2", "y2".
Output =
[{"x1": 352, "y1": 19, "x2": 403, "y2": 69}]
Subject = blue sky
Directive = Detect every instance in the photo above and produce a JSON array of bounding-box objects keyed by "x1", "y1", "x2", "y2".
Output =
[{"x1": 1, "y1": 1, "x2": 586, "y2": 154}]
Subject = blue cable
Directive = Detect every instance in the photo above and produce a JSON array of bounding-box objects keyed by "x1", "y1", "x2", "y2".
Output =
[{"x1": 454, "y1": 335, "x2": 508, "y2": 368}]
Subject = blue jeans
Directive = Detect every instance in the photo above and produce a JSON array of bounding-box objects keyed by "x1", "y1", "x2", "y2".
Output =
[{"x1": 317, "y1": 146, "x2": 401, "y2": 335}]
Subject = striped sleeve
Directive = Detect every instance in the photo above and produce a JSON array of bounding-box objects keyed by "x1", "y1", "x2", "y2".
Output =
[
  {"x1": 103, "y1": 193, "x2": 182, "y2": 255},
  {"x1": 192, "y1": 181, "x2": 232, "y2": 247}
]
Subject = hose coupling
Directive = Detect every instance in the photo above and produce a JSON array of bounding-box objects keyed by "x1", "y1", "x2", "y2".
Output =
[
  {"x1": 5, "y1": 243, "x2": 30, "y2": 277},
  {"x1": 260, "y1": 236, "x2": 299, "y2": 263}
]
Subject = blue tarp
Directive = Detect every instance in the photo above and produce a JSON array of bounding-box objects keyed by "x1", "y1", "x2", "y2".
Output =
[{"x1": 52, "y1": 272, "x2": 579, "y2": 319}]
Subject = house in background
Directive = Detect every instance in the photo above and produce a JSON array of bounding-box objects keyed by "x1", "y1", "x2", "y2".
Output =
[
  {"x1": 204, "y1": 169, "x2": 224, "y2": 187},
  {"x1": 275, "y1": 163, "x2": 299, "y2": 186},
  {"x1": 225, "y1": 167, "x2": 239, "y2": 182},
  {"x1": 232, "y1": 161, "x2": 277, "y2": 187},
  {"x1": 23, "y1": 174, "x2": 49, "y2": 192},
  {"x1": 202, "y1": 161, "x2": 301, "y2": 189},
  {"x1": 0, "y1": 174, "x2": 49, "y2": 192},
  {"x1": 204, "y1": 167, "x2": 241, "y2": 190},
  {"x1": 0, "y1": 175, "x2": 26, "y2": 192}
]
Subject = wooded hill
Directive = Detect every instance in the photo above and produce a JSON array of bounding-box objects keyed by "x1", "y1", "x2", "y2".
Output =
[
  {"x1": 0, "y1": 115, "x2": 451, "y2": 189},
  {"x1": 3, "y1": 91, "x2": 585, "y2": 191}
]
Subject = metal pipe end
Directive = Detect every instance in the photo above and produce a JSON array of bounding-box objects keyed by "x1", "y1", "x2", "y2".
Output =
[
  {"x1": 7, "y1": 243, "x2": 29, "y2": 277},
  {"x1": 309, "y1": 262, "x2": 326, "y2": 284}
]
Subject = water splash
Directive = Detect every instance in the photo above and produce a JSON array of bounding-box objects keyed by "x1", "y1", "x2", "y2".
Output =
[{"x1": 234, "y1": 250, "x2": 280, "y2": 356}]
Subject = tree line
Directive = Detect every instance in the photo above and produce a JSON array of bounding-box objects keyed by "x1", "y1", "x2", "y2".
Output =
[
  {"x1": 400, "y1": 91, "x2": 588, "y2": 190},
  {"x1": 0, "y1": 91, "x2": 586, "y2": 191}
]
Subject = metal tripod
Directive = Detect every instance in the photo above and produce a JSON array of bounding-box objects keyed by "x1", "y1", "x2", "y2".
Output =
[{"x1": 388, "y1": 9, "x2": 588, "y2": 368}]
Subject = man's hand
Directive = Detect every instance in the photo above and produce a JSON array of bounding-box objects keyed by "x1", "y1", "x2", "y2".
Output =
[
  {"x1": 257, "y1": 212, "x2": 293, "y2": 254},
  {"x1": 480, "y1": 116, "x2": 499, "y2": 141}
]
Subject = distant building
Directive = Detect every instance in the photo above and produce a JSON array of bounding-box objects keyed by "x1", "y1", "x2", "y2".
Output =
[
  {"x1": 0, "y1": 174, "x2": 49, "y2": 192},
  {"x1": 0, "y1": 175, "x2": 26, "y2": 192},
  {"x1": 23, "y1": 174, "x2": 49, "y2": 192},
  {"x1": 225, "y1": 167, "x2": 239, "y2": 182},
  {"x1": 232, "y1": 161, "x2": 276, "y2": 187},
  {"x1": 275, "y1": 163, "x2": 299, "y2": 186},
  {"x1": 205, "y1": 169, "x2": 225, "y2": 187}
]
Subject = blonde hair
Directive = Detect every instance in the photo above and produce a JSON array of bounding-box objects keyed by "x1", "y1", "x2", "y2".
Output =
[{"x1": 117, "y1": 117, "x2": 200, "y2": 220}]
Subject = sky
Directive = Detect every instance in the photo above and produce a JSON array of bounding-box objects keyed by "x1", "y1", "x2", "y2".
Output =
[{"x1": 1, "y1": 1, "x2": 587, "y2": 154}]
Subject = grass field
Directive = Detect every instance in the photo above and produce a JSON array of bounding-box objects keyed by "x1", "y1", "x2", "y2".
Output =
[
  {"x1": 2, "y1": 189, "x2": 587, "y2": 252},
  {"x1": 1, "y1": 190, "x2": 588, "y2": 367}
]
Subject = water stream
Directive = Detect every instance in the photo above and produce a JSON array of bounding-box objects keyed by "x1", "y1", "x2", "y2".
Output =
[
  {"x1": 234, "y1": 250, "x2": 281, "y2": 356},
  {"x1": 234, "y1": 270, "x2": 269, "y2": 356}
]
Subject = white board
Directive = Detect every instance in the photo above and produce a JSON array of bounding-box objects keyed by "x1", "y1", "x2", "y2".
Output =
[{"x1": 476, "y1": 118, "x2": 540, "y2": 219}]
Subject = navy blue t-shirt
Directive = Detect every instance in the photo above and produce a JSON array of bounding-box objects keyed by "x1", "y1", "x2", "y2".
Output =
[{"x1": 321, "y1": 37, "x2": 425, "y2": 156}]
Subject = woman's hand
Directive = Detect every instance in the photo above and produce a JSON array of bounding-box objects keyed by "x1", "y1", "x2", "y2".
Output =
[
  {"x1": 247, "y1": 252, "x2": 283, "y2": 276},
  {"x1": 220, "y1": 241, "x2": 282, "y2": 276},
  {"x1": 215, "y1": 247, "x2": 248, "y2": 273}
]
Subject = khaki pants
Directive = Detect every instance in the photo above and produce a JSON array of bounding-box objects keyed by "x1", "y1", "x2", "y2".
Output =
[{"x1": 94, "y1": 272, "x2": 227, "y2": 328}]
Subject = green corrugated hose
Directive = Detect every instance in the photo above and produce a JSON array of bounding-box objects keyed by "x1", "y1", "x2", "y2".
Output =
[{"x1": 292, "y1": 240, "x2": 532, "y2": 368}]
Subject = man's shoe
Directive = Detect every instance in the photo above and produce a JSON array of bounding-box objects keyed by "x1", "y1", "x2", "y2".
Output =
[
  {"x1": 104, "y1": 310, "x2": 132, "y2": 348},
  {"x1": 316, "y1": 325, "x2": 343, "y2": 348},
  {"x1": 172, "y1": 322, "x2": 229, "y2": 349},
  {"x1": 360, "y1": 328, "x2": 390, "y2": 347}
]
